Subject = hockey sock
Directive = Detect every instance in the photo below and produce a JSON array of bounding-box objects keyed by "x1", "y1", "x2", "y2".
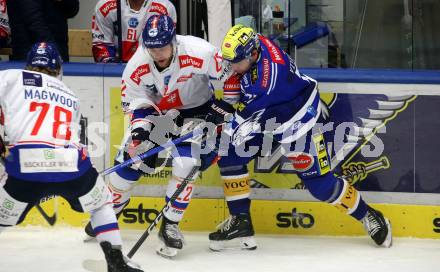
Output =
[
  {"x1": 90, "y1": 203, "x2": 122, "y2": 246},
  {"x1": 163, "y1": 157, "x2": 198, "y2": 222},
  {"x1": 222, "y1": 173, "x2": 251, "y2": 215},
  {"x1": 303, "y1": 173, "x2": 367, "y2": 220},
  {"x1": 328, "y1": 178, "x2": 367, "y2": 220},
  {"x1": 108, "y1": 171, "x2": 136, "y2": 215},
  {"x1": 163, "y1": 176, "x2": 194, "y2": 222}
]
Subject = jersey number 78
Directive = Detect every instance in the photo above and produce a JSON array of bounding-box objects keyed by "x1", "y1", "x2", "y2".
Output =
[{"x1": 30, "y1": 102, "x2": 73, "y2": 141}]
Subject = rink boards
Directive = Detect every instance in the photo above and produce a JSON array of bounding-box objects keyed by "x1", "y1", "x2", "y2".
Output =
[
  {"x1": 21, "y1": 197, "x2": 440, "y2": 239},
  {"x1": 1, "y1": 63, "x2": 440, "y2": 238}
]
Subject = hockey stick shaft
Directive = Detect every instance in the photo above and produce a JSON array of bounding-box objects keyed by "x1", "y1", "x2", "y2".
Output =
[
  {"x1": 127, "y1": 165, "x2": 200, "y2": 258},
  {"x1": 100, "y1": 129, "x2": 202, "y2": 176},
  {"x1": 32, "y1": 130, "x2": 201, "y2": 226}
]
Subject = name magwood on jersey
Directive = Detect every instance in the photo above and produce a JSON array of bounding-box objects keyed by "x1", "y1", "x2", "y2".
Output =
[
  {"x1": 92, "y1": 0, "x2": 177, "y2": 62},
  {"x1": 0, "y1": 70, "x2": 91, "y2": 182},
  {"x1": 121, "y1": 35, "x2": 232, "y2": 113}
]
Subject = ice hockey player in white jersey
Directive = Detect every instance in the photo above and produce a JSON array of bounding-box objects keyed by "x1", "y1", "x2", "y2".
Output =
[
  {"x1": 92, "y1": 0, "x2": 177, "y2": 62},
  {"x1": 84, "y1": 15, "x2": 239, "y2": 258},
  {"x1": 0, "y1": 42, "x2": 143, "y2": 272}
]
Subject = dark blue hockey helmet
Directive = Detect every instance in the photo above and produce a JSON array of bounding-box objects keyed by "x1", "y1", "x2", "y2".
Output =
[
  {"x1": 26, "y1": 42, "x2": 62, "y2": 71},
  {"x1": 142, "y1": 15, "x2": 176, "y2": 48}
]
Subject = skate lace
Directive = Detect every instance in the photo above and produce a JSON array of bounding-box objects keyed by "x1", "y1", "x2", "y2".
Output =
[
  {"x1": 216, "y1": 216, "x2": 236, "y2": 232},
  {"x1": 363, "y1": 212, "x2": 381, "y2": 237},
  {"x1": 165, "y1": 223, "x2": 184, "y2": 240}
]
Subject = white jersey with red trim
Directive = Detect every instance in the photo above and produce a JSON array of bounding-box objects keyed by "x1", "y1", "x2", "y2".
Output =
[
  {"x1": 92, "y1": 0, "x2": 177, "y2": 62},
  {"x1": 0, "y1": 0, "x2": 10, "y2": 40},
  {"x1": 121, "y1": 35, "x2": 237, "y2": 114},
  {"x1": 0, "y1": 70, "x2": 90, "y2": 182}
]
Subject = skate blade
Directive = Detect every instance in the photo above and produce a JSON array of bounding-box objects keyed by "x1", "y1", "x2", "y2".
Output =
[
  {"x1": 156, "y1": 244, "x2": 180, "y2": 258},
  {"x1": 209, "y1": 236, "x2": 257, "y2": 252},
  {"x1": 83, "y1": 234, "x2": 97, "y2": 243},
  {"x1": 380, "y1": 219, "x2": 393, "y2": 248},
  {"x1": 123, "y1": 255, "x2": 142, "y2": 269}
]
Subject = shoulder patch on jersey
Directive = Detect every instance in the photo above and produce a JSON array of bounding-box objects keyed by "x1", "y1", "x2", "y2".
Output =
[
  {"x1": 179, "y1": 55, "x2": 203, "y2": 69},
  {"x1": 22, "y1": 71, "x2": 43, "y2": 87},
  {"x1": 130, "y1": 64, "x2": 151, "y2": 85},
  {"x1": 261, "y1": 58, "x2": 270, "y2": 88},
  {"x1": 259, "y1": 35, "x2": 285, "y2": 65},
  {"x1": 149, "y1": 2, "x2": 168, "y2": 15},
  {"x1": 99, "y1": 0, "x2": 117, "y2": 17}
]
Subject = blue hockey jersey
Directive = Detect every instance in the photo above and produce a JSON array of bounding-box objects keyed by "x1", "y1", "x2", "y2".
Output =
[{"x1": 229, "y1": 35, "x2": 322, "y2": 146}]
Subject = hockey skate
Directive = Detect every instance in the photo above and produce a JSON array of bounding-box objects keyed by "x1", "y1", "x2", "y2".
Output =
[
  {"x1": 100, "y1": 241, "x2": 143, "y2": 272},
  {"x1": 83, "y1": 221, "x2": 97, "y2": 242},
  {"x1": 157, "y1": 216, "x2": 185, "y2": 258},
  {"x1": 209, "y1": 213, "x2": 257, "y2": 251},
  {"x1": 362, "y1": 206, "x2": 392, "y2": 248}
]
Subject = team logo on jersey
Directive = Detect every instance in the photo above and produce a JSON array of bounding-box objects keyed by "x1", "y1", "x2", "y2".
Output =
[
  {"x1": 232, "y1": 109, "x2": 265, "y2": 146},
  {"x1": 149, "y1": 2, "x2": 169, "y2": 15},
  {"x1": 179, "y1": 55, "x2": 203, "y2": 69},
  {"x1": 99, "y1": 0, "x2": 117, "y2": 17},
  {"x1": 130, "y1": 64, "x2": 151, "y2": 85},
  {"x1": 128, "y1": 17, "x2": 139, "y2": 28},
  {"x1": 22, "y1": 72, "x2": 42, "y2": 87}
]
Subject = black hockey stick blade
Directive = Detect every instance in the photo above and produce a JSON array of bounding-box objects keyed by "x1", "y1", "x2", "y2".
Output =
[{"x1": 35, "y1": 204, "x2": 57, "y2": 226}]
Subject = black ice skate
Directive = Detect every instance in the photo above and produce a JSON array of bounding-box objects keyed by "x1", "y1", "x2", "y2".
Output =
[
  {"x1": 83, "y1": 221, "x2": 96, "y2": 242},
  {"x1": 157, "y1": 216, "x2": 184, "y2": 258},
  {"x1": 362, "y1": 206, "x2": 392, "y2": 248},
  {"x1": 100, "y1": 241, "x2": 143, "y2": 272},
  {"x1": 208, "y1": 213, "x2": 257, "y2": 251}
]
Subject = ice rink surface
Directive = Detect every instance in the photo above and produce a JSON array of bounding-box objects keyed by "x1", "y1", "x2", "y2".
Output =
[{"x1": 0, "y1": 226, "x2": 439, "y2": 272}]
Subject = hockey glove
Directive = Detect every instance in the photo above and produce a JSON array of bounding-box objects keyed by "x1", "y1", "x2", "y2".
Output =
[
  {"x1": 124, "y1": 127, "x2": 158, "y2": 170},
  {"x1": 205, "y1": 99, "x2": 235, "y2": 126}
]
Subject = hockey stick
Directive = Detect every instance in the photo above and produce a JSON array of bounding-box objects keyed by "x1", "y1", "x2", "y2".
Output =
[
  {"x1": 100, "y1": 128, "x2": 202, "y2": 176},
  {"x1": 127, "y1": 122, "x2": 224, "y2": 258},
  {"x1": 35, "y1": 203, "x2": 57, "y2": 226},
  {"x1": 34, "y1": 130, "x2": 202, "y2": 227},
  {"x1": 127, "y1": 164, "x2": 201, "y2": 258}
]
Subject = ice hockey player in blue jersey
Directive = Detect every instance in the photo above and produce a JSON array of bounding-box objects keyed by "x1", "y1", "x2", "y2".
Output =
[
  {"x1": 0, "y1": 42, "x2": 143, "y2": 272},
  {"x1": 207, "y1": 25, "x2": 393, "y2": 251}
]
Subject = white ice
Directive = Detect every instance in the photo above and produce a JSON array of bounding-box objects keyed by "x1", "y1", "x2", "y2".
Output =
[{"x1": 0, "y1": 226, "x2": 439, "y2": 272}]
